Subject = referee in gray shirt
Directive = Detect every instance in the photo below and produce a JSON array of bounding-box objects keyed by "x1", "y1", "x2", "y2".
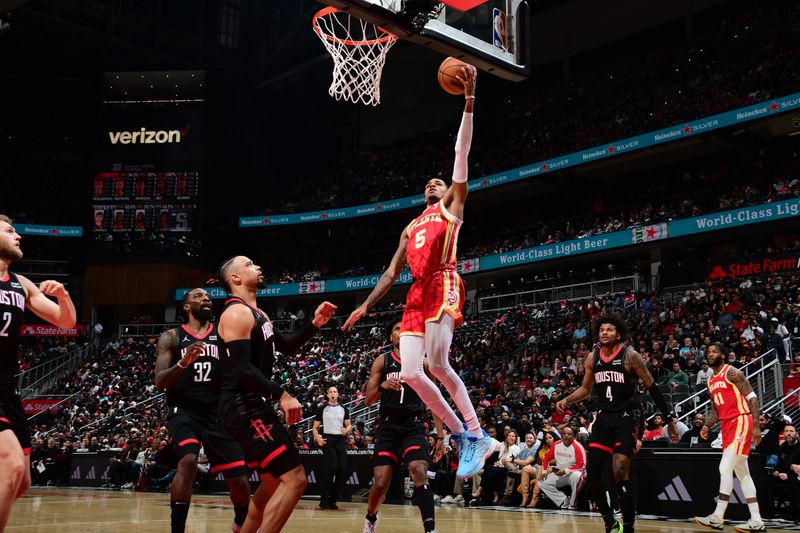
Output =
[{"x1": 313, "y1": 385, "x2": 351, "y2": 509}]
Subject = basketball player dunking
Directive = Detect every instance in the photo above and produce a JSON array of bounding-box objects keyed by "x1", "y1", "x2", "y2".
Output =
[
  {"x1": 217, "y1": 256, "x2": 336, "y2": 533},
  {"x1": 342, "y1": 66, "x2": 499, "y2": 478},
  {"x1": 557, "y1": 316, "x2": 675, "y2": 533},
  {"x1": 363, "y1": 320, "x2": 444, "y2": 533},
  {"x1": 695, "y1": 343, "x2": 765, "y2": 533},
  {"x1": 154, "y1": 288, "x2": 250, "y2": 533},
  {"x1": 0, "y1": 214, "x2": 76, "y2": 529}
]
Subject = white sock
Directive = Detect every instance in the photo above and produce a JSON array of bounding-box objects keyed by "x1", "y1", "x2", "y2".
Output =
[
  {"x1": 714, "y1": 499, "x2": 728, "y2": 519},
  {"x1": 747, "y1": 502, "x2": 762, "y2": 523},
  {"x1": 425, "y1": 315, "x2": 482, "y2": 438}
]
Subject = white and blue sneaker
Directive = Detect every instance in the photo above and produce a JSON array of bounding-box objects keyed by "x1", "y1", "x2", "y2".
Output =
[{"x1": 456, "y1": 430, "x2": 499, "y2": 479}]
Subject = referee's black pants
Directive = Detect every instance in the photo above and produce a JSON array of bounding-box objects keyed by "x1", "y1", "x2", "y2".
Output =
[{"x1": 320, "y1": 435, "x2": 347, "y2": 506}]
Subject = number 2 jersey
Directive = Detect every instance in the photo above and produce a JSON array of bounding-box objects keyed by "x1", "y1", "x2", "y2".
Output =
[
  {"x1": 0, "y1": 272, "x2": 26, "y2": 379},
  {"x1": 165, "y1": 323, "x2": 222, "y2": 414}
]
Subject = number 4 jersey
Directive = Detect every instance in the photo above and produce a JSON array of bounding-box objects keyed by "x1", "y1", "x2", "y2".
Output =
[{"x1": 166, "y1": 323, "x2": 222, "y2": 414}]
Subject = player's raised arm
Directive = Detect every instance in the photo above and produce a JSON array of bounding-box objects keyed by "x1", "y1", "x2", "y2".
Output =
[
  {"x1": 443, "y1": 66, "x2": 476, "y2": 221},
  {"x1": 342, "y1": 229, "x2": 409, "y2": 331},
  {"x1": 273, "y1": 301, "x2": 336, "y2": 354},
  {"x1": 626, "y1": 349, "x2": 674, "y2": 420},
  {"x1": 556, "y1": 352, "x2": 596, "y2": 414},
  {"x1": 18, "y1": 275, "x2": 76, "y2": 330}
]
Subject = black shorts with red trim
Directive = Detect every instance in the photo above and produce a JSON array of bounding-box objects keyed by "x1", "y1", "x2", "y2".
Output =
[
  {"x1": 0, "y1": 379, "x2": 31, "y2": 455},
  {"x1": 219, "y1": 393, "x2": 300, "y2": 478},
  {"x1": 589, "y1": 410, "x2": 640, "y2": 458},
  {"x1": 166, "y1": 406, "x2": 247, "y2": 479},
  {"x1": 373, "y1": 415, "x2": 429, "y2": 468}
]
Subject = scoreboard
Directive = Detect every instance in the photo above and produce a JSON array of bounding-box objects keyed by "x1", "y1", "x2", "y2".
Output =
[{"x1": 92, "y1": 170, "x2": 198, "y2": 233}]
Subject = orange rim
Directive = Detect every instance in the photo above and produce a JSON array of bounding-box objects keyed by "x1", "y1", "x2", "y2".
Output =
[{"x1": 312, "y1": 6, "x2": 397, "y2": 46}]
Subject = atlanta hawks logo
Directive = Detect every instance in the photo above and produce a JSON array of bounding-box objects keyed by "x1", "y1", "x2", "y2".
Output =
[
  {"x1": 736, "y1": 433, "x2": 744, "y2": 443},
  {"x1": 446, "y1": 291, "x2": 458, "y2": 307}
]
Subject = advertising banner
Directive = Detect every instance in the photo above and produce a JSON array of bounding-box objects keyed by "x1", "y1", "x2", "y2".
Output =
[
  {"x1": 15, "y1": 224, "x2": 83, "y2": 238},
  {"x1": 187, "y1": 200, "x2": 800, "y2": 301},
  {"x1": 240, "y1": 92, "x2": 800, "y2": 227},
  {"x1": 22, "y1": 399, "x2": 63, "y2": 415},
  {"x1": 20, "y1": 324, "x2": 85, "y2": 337}
]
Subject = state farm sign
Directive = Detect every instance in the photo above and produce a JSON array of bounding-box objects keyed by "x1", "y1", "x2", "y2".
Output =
[
  {"x1": 708, "y1": 255, "x2": 800, "y2": 280},
  {"x1": 20, "y1": 324, "x2": 85, "y2": 337}
]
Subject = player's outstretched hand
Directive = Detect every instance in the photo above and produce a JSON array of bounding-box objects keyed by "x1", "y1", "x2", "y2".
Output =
[
  {"x1": 279, "y1": 392, "x2": 302, "y2": 425},
  {"x1": 432, "y1": 438, "x2": 444, "y2": 463},
  {"x1": 39, "y1": 280, "x2": 69, "y2": 299},
  {"x1": 180, "y1": 341, "x2": 206, "y2": 368},
  {"x1": 555, "y1": 399, "x2": 567, "y2": 415},
  {"x1": 312, "y1": 301, "x2": 337, "y2": 328},
  {"x1": 456, "y1": 65, "x2": 477, "y2": 99},
  {"x1": 341, "y1": 304, "x2": 367, "y2": 332}
]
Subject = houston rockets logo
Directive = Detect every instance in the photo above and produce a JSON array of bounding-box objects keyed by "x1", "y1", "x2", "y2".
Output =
[{"x1": 251, "y1": 419, "x2": 275, "y2": 442}]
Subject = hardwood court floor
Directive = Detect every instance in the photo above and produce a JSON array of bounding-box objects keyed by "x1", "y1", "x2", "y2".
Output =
[{"x1": 7, "y1": 489, "x2": 796, "y2": 532}]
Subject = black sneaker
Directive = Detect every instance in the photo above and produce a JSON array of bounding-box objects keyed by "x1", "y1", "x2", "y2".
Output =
[
  {"x1": 329, "y1": 503, "x2": 339, "y2": 510},
  {"x1": 605, "y1": 521, "x2": 622, "y2": 533}
]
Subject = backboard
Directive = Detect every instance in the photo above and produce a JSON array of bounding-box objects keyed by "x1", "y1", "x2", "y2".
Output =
[{"x1": 316, "y1": 0, "x2": 529, "y2": 81}]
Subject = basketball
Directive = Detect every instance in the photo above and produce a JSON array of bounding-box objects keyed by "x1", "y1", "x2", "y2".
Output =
[{"x1": 438, "y1": 57, "x2": 469, "y2": 95}]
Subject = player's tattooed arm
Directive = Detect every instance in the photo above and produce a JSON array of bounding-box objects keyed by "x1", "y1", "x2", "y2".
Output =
[
  {"x1": 625, "y1": 349, "x2": 654, "y2": 388},
  {"x1": 342, "y1": 229, "x2": 409, "y2": 331},
  {"x1": 628, "y1": 349, "x2": 672, "y2": 418},
  {"x1": 703, "y1": 397, "x2": 719, "y2": 429},
  {"x1": 154, "y1": 330, "x2": 200, "y2": 390},
  {"x1": 728, "y1": 366, "x2": 762, "y2": 444}
]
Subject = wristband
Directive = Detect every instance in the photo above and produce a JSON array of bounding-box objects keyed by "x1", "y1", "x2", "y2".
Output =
[
  {"x1": 465, "y1": 95, "x2": 475, "y2": 100},
  {"x1": 746, "y1": 391, "x2": 757, "y2": 401},
  {"x1": 436, "y1": 437, "x2": 444, "y2": 440}
]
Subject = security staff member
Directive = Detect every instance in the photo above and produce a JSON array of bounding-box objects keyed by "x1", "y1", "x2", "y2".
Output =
[{"x1": 313, "y1": 386, "x2": 352, "y2": 510}]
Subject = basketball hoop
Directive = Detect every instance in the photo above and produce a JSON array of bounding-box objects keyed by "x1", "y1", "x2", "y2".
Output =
[{"x1": 312, "y1": 7, "x2": 397, "y2": 106}]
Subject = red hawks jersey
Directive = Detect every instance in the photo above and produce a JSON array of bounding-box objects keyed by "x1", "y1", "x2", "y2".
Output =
[
  {"x1": 406, "y1": 199, "x2": 461, "y2": 279},
  {"x1": 707, "y1": 364, "x2": 750, "y2": 421}
]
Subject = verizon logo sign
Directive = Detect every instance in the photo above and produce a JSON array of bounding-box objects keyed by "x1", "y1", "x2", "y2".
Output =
[{"x1": 108, "y1": 124, "x2": 191, "y2": 145}]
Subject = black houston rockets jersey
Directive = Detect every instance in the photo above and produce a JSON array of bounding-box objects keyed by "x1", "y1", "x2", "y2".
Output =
[
  {"x1": 379, "y1": 351, "x2": 424, "y2": 418},
  {"x1": 166, "y1": 323, "x2": 222, "y2": 412},
  {"x1": 592, "y1": 344, "x2": 639, "y2": 413},
  {"x1": 0, "y1": 273, "x2": 26, "y2": 379}
]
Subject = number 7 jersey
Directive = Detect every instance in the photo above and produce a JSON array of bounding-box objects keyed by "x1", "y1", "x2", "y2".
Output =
[
  {"x1": 406, "y1": 199, "x2": 461, "y2": 279},
  {"x1": 165, "y1": 323, "x2": 222, "y2": 414}
]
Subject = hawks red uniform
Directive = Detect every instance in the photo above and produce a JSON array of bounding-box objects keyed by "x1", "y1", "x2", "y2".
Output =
[
  {"x1": 400, "y1": 199, "x2": 464, "y2": 336},
  {"x1": 708, "y1": 364, "x2": 753, "y2": 456}
]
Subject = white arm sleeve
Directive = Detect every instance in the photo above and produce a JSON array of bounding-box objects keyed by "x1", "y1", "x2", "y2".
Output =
[{"x1": 452, "y1": 112, "x2": 473, "y2": 184}]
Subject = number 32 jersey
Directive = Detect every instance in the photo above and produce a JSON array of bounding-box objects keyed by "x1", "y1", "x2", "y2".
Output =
[{"x1": 166, "y1": 324, "x2": 222, "y2": 414}]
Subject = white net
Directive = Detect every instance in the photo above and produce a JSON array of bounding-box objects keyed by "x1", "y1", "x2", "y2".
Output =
[{"x1": 313, "y1": 7, "x2": 397, "y2": 106}]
